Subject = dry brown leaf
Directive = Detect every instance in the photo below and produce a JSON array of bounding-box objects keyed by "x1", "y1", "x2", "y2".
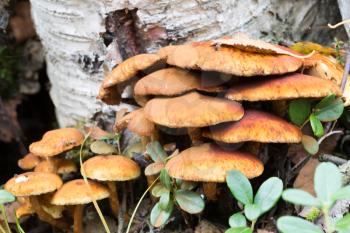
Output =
[
  {"x1": 213, "y1": 33, "x2": 313, "y2": 58},
  {"x1": 293, "y1": 158, "x2": 319, "y2": 196},
  {"x1": 84, "y1": 126, "x2": 110, "y2": 140}
]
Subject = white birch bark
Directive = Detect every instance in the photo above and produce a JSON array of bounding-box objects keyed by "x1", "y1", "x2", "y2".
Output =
[{"x1": 30, "y1": 0, "x2": 347, "y2": 127}]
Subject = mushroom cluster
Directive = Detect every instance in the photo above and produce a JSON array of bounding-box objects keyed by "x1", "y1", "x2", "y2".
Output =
[
  {"x1": 99, "y1": 33, "x2": 344, "y2": 205},
  {"x1": 5, "y1": 127, "x2": 141, "y2": 233}
]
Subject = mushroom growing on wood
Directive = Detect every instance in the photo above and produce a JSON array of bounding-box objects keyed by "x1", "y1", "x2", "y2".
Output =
[
  {"x1": 51, "y1": 179, "x2": 110, "y2": 233},
  {"x1": 225, "y1": 73, "x2": 342, "y2": 101},
  {"x1": 4, "y1": 172, "x2": 68, "y2": 229},
  {"x1": 18, "y1": 153, "x2": 41, "y2": 170},
  {"x1": 165, "y1": 143, "x2": 263, "y2": 200},
  {"x1": 159, "y1": 41, "x2": 303, "y2": 76},
  {"x1": 29, "y1": 128, "x2": 84, "y2": 173},
  {"x1": 81, "y1": 155, "x2": 140, "y2": 218},
  {"x1": 203, "y1": 110, "x2": 302, "y2": 143},
  {"x1": 99, "y1": 54, "x2": 163, "y2": 104}
]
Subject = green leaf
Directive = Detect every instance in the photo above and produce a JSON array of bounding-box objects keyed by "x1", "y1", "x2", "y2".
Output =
[
  {"x1": 160, "y1": 169, "x2": 172, "y2": 190},
  {"x1": 332, "y1": 185, "x2": 350, "y2": 201},
  {"x1": 151, "y1": 183, "x2": 169, "y2": 197},
  {"x1": 174, "y1": 190, "x2": 205, "y2": 214},
  {"x1": 314, "y1": 162, "x2": 342, "y2": 206},
  {"x1": 335, "y1": 214, "x2": 350, "y2": 233},
  {"x1": 288, "y1": 99, "x2": 311, "y2": 126},
  {"x1": 0, "y1": 190, "x2": 15, "y2": 204},
  {"x1": 150, "y1": 202, "x2": 173, "y2": 227},
  {"x1": 309, "y1": 114, "x2": 324, "y2": 137},
  {"x1": 229, "y1": 213, "x2": 247, "y2": 228},
  {"x1": 282, "y1": 189, "x2": 320, "y2": 207},
  {"x1": 226, "y1": 170, "x2": 253, "y2": 205},
  {"x1": 90, "y1": 141, "x2": 117, "y2": 154},
  {"x1": 301, "y1": 135, "x2": 319, "y2": 155},
  {"x1": 244, "y1": 203, "x2": 260, "y2": 221},
  {"x1": 123, "y1": 142, "x2": 143, "y2": 158},
  {"x1": 159, "y1": 190, "x2": 171, "y2": 210},
  {"x1": 314, "y1": 96, "x2": 344, "y2": 122},
  {"x1": 277, "y1": 216, "x2": 323, "y2": 233},
  {"x1": 254, "y1": 177, "x2": 283, "y2": 214},
  {"x1": 147, "y1": 141, "x2": 167, "y2": 163},
  {"x1": 225, "y1": 227, "x2": 252, "y2": 233},
  {"x1": 180, "y1": 181, "x2": 197, "y2": 190}
]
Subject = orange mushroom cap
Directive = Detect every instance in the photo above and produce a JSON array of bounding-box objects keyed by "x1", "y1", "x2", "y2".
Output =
[
  {"x1": 18, "y1": 153, "x2": 41, "y2": 170},
  {"x1": 203, "y1": 110, "x2": 302, "y2": 143}
]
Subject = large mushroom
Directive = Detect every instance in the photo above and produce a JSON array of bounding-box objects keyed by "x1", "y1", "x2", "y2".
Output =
[
  {"x1": 203, "y1": 110, "x2": 302, "y2": 143},
  {"x1": 81, "y1": 155, "x2": 140, "y2": 218},
  {"x1": 29, "y1": 128, "x2": 84, "y2": 173},
  {"x1": 51, "y1": 179, "x2": 110, "y2": 233},
  {"x1": 5, "y1": 172, "x2": 68, "y2": 229},
  {"x1": 165, "y1": 143, "x2": 264, "y2": 200}
]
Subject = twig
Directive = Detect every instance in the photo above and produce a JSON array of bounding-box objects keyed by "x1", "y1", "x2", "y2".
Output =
[
  {"x1": 320, "y1": 154, "x2": 347, "y2": 165},
  {"x1": 317, "y1": 130, "x2": 344, "y2": 145},
  {"x1": 328, "y1": 19, "x2": 350, "y2": 29}
]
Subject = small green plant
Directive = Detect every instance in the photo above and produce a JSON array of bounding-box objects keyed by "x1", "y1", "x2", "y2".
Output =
[
  {"x1": 288, "y1": 94, "x2": 344, "y2": 155},
  {"x1": 277, "y1": 162, "x2": 350, "y2": 233},
  {"x1": 225, "y1": 170, "x2": 283, "y2": 233},
  {"x1": 332, "y1": 38, "x2": 345, "y2": 66},
  {"x1": 146, "y1": 141, "x2": 204, "y2": 227}
]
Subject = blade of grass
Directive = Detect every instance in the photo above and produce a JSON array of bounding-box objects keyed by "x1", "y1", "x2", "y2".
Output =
[
  {"x1": 15, "y1": 215, "x2": 25, "y2": 233},
  {"x1": 79, "y1": 133, "x2": 111, "y2": 233},
  {"x1": 0, "y1": 205, "x2": 11, "y2": 233}
]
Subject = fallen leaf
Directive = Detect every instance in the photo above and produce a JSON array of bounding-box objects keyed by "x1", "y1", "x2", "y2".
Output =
[{"x1": 293, "y1": 158, "x2": 319, "y2": 196}]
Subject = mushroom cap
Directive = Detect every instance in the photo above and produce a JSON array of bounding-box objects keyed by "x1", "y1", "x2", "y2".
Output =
[
  {"x1": 144, "y1": 92, "x2": 244, "y2": 128},
  {"x1": 225, "y1": 73, "x2": 342, "y2": 101},
  {"x1": 203, "y1": 110, "x2": 302, "y2": 143},
  {"x1": 160, "y1": 41, "x2": 302, "y2": 76},
  {"x1": 144, "y1": 162, "x2": 165, "y2": 176},
  {"x1": 51, "y1": 179, "x2": 110, "y2": 205},
  {"x1": 134, "y1": 67, "x2": 223, "y2": 97},
  {"x1": 165, "y1": 143, "x2": 263, "y2": 182},
  {"x1": 102, "y1": 54, "x2": 162, "y2": 88},
  {"x1": 5, "y1": 172, "x2": 63, "y2": 197},
  {"x1": 18, "y1": 153, "x2": 41, "y2": 170},
  {"x1": 114, "y1": 108, "x2": 155, "y2": 137},
  {"x1": 34, "y1": 158, "x2": 77, "y2": 174},
  {"x1": 29, "y1": 128, "x2": 84, "y2": 157},
  {"x1": 82, "y1": 155, "x2": 141, "y2": 181}
]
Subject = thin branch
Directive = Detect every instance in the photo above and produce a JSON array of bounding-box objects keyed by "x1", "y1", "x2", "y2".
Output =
[
  {"x1": 317, "y1": 130, "x2": 344, "y2": 145},
  {"x1": 341, "y1": 49, "x2": 350, "y2": 92},
  {"x1": 328, "y1": 19, "x2": 350, "y2": 29}
]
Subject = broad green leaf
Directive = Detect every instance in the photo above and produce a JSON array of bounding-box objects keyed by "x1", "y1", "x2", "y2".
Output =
[
  {"x1": 309, "y1": 114, "x2": 324, "y2": 137},
  {"x1": 314, "y1": 96, "x2": 344, "y2": 122},
  {"x1": 244, "y1": 203, "x2": 260, "y2": 221},
  {"x1": 254, "y1": 177, "x2": 283, "y2": 214},
  {"x1": 335, "y1": 214, "x2": 350, "y2": 233},
  {"x1": 160, "y1": 169, "x2": 172, "y2": 190},
  {"x1": 277, "y1": 216, "x2": 323, "y2": 233},
  {"x1": 225, "y1": 227, "x2": 252, "y2": 233},
  {"x1": 226, "y1": 170, "x2": 253, "y2": 205},
  {"x1": 288, "y1": 99, "x2": 311, "y2": 126},
  {"x1": 151, "y1": 183, "x2": 169, "y2": 197},
  {"x1": 159, "y1": 190, "x2": 171, "y2": 210},
  {"x1": 0, "y1": 190, "x2": 15, "y2": 204},
  {"x1": 301, "y1": 135, "x2": 319, "y2": 155},
  {"x1": 332, "y1": 186, "x2": 350, "y2": 201},
  {"x1": 229, "y1": 213, "x2": 247, "y2": 228},
  {"x1": 90, "y1": 141, "x2": 117, "y2": 154},
  {"x1": 175, "y1": 190, "x2": 204, "y2": 214},
  {"x1": 180, "y1": 181, "x2": 197, "y2": 190},
  {"x1": 150, "y1": 202, "x2": 173, "y2": 227},
  {"x1": 314, "y1": 162, "x2": 342, "y2": 206},
  {"x1": 315, "y1": 94, "x2": 336, "y2": 109},
  {"x1": 282, "y1": 189, "x2": 320, "y2": 207},
  {"x1": 147, "y1": 141, "x2": 167, "y2": 162},
  {"x1": 123, "y1": 142, "x2": 143, "y2": 158}
]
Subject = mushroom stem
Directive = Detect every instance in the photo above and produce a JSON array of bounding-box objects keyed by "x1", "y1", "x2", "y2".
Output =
[
  {"x1": 243, "y1": 142, "x2": 261, "y2": 155},
  {"x1": 188, "y1": 128, "x2": 202, "y2": 146},
  {"x1": 107, "y1": 181, "x2": 120, "y2": 218},
  {"x1": 46, "y1": 157, "x2": 57, "y2": 173},
  {"x1": 141, "y1": 136, "x2": 150, "y2": 150},
  {"x1": 29, "y1": 196, "x2": 69, "y2": 230},
  {"x1": 202, "y1": 182, "x2": 218, "y2": 201},
  {"x1": 74, "y1": 205, "x2": 84, "y2": 233},
  {"x1": 151, "y1": 129, "x2": 160, "y2": 141},
  {"x1": 272, "y1": 100, "x2": 288, "y2": 117}
]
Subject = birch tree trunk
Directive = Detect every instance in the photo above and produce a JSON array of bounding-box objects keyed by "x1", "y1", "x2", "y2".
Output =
[{"x1": 30, "y1": 0, "x2": 347, "y2": 127}]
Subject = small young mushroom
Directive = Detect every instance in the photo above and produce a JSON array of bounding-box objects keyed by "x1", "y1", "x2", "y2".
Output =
[
  {"x1": 203, "y1": 110, "x2": 302, "y2": 143},
  {"x1": 34, "y1": 157, "x2": 77, "y2": 175},
  {"x1": 29, "y1": 128, "x2": 84, "y2": 173},
  {"x1": 18, "y1": 153, "x2": 41, "y2": 170},
  {"x1": 165, "y1": 143, "x2": 264, "y2": 201},
  {"x1": 16, "y1": 200, "x2": 35, "y2": 219},
  {"x1": 4, "y1": 172, "x2": 68, "y2": 230},
  {"x1": 81, "y1": 155, "x2": 140, "y2": 218},
  {"x1": 51, "y1": 179, "x2": 110, "y2": 233}
]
